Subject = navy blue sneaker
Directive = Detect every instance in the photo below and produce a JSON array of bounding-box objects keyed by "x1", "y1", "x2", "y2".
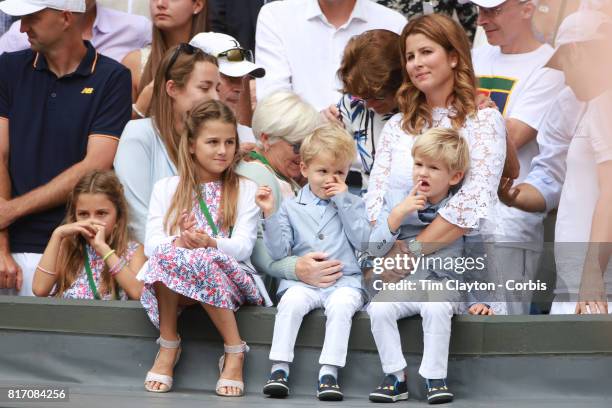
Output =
[
  {"x1": 317, "y1": 374, "x2": 343, "y2": 401},
  {"x1": 369, "y1": 374, "x2": 409, "y2": 403},
  {"x1": 263, "y1": 369, "x2": 290, "y2": 398},
  {"x1": 426, "y1": 378, "x2": 454, "y2": 404}
]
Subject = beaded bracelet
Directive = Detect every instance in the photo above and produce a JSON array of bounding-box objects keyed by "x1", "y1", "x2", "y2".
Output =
[
  {"x1": 102, "y1": 249, "x2": 116, "y2": 262},
  {"x1": 36, "y1": 265, "x2": 57, "y2": 276},
  {"x1": 109, "y1": 257, "x2": 127, "y2": 276}
]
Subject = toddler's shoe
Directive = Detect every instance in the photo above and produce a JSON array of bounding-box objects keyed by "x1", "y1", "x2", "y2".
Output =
[
  {"x1": 263, "y1": 369, "x2": 290, "y2": 398},
  {"x1": 317, "y1": 374, "x2": 343, "y2": 401},
  {"x1": 426, "y1": 378, "x2": 454, "y2": 404},
  {"x1": 368, "y1": 374, "x2": 409, "y2": 403}
]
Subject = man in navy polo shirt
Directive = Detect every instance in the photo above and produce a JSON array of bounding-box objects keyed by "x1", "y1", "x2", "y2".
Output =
[{"x1": 0, "y1": 0, "x2": 131, "y2": 296}]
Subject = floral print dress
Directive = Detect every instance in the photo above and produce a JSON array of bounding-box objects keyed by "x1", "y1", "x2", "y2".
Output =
[
  {"x1": 140, "y1": 180, "x2": 263, "y2": 328},
  {"x1": 61, "y1": 241, "x2": 141, "y2": 300}
]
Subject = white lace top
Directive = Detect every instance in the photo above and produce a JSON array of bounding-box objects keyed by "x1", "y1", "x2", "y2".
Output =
[{"x1": 364, "y1": 107, "x2": 506, "y2": 232}]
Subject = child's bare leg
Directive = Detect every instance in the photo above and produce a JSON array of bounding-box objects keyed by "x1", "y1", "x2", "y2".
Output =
[
  {"x1": 202, "y1": 304, "x2": 244, "y2": 396},
  {"x1": 146, "y1": 282, "x2": 188, "y2": 391}
]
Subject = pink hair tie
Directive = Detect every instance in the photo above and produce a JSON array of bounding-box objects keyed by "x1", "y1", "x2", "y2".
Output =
[{"x1": 36, "y1": 265, "x2": 57, "y2": 276}]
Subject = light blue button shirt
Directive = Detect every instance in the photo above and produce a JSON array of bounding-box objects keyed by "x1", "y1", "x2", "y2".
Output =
[
  {"x1": 114, "y1": 118, "x2": 177, "y2": 243},
  {"x1": 263, "y1": 185, "x2": 371, "y2": 294},
  {"x1": 0, "y1": 6, "x2": 151, "y2": 62},
  {"x1": 523, "y1": 87, "x2": 587, "y2": 212}
]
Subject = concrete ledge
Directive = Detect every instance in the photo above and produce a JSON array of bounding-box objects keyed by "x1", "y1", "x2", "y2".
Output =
[{"x1": 2, "y1": 296, "x2": 612, "y2": 355}]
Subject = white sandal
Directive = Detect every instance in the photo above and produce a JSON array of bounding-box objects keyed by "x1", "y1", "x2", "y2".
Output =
[
  {"x1": 144, "y1": 336, "x2": 182, "y2": 393},
  {"x1": 215, "y1": 341, "x2": 249, "y2": 397}
]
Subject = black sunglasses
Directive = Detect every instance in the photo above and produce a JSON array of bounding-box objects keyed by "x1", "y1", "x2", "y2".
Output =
[
  {"x1": 165, "y1": 43, "x2": 199, "y2": 80},
  {"x1": 217, "y1": 47, "x2": 254, "y2": 63}
]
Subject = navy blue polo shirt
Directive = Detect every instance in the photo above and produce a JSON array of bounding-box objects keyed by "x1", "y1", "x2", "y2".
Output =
[{"x1": 0, "y1": 41, "x2": 131, "y2": 253}]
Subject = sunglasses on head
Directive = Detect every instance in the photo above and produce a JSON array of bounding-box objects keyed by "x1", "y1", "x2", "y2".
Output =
[
  {"x1": 217, "y1": 47, "x2": 254, "y2": 63},
  {"x1": 165, "y1": 43, "x2": 199, "y2": 80}
]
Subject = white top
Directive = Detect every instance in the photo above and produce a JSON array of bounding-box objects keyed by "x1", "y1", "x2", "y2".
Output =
[
  {"x1": 524, "y1": 87, "x2": 587, "y2": 212},
  {"x1": 554, "y1": 90, "x2": 612, "y2": 295},
  {"x1": 364, "y1": 107, "x2": 506, "y2": 234},
  {"x1": 114, "y1": 118, "x2": 177, "y2": 244},
  {"x1": 255, "y1": 0, "x2": 406, "y2": 111},
  {"x1": 144, "y1": 176, "x2": 260, "y2": 262},
  {"x1": 473, "y1": 43, "x2": 565, "y2": 245}
]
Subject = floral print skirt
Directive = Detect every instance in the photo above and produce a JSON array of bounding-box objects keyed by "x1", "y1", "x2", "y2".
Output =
[{"x1": 141, "y1": 241, "x2": 263, "y2": 328}]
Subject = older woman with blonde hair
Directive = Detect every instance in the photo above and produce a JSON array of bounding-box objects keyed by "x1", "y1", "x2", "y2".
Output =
[{"x1": 236, "y1": 91, "x2": 347, "y2": 291}]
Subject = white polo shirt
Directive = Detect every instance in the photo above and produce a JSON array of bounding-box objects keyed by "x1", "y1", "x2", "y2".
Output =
[{"x1": 255, "y1": 0, "x2": 406, "y2": 111}]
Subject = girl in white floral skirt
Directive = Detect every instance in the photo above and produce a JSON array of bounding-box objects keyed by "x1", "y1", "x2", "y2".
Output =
[{"x1": 141, "y1": 100, "x2": 267, "y2": 397}]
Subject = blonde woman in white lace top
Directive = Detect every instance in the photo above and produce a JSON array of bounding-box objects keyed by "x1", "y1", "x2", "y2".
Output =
[
  {"x1": 364, "y1": 16, "x2": 509, "y2": 319},
  {"x1": 365, "y1": 15, "x2": 506, "y2": 235}
]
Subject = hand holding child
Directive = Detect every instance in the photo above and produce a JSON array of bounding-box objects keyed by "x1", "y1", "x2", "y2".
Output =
[
  {"x1": 468, "y1": 303, "x2": 495, "y2": 315},
  {"x1": 324, "y1": 175, "x2": 348, "y2": 198},
  {"x1": 255, "y1": 185, "x2": 275, "y2": 218}
]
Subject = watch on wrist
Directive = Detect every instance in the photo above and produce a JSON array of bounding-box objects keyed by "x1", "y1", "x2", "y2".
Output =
[{"x1": 408, "y1": 239, "x2": 423, "y2": 258}]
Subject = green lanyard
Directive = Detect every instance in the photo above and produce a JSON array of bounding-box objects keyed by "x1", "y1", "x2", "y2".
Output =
[
  {"x1": 83, "y1": 244, "x2": 119, "y2": 300},
  {"x1": 198, "y1": 195, "x2": 232, "y2": 238},
  {"x1": 83, "y1": 244, "x2": 101, "y2": 300},
  {"x1": 198, "y1": 196, "x2": 219, "y2": 237},
  {"x1": 248, "y1": 150, "x2": 298, "y2": 190}
]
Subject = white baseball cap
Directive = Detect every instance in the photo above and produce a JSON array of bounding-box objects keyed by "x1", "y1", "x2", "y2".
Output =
[
  {"x1": 546, "y1": 10, "x2": 611, "y2": 69},
  {"x1": 470, "y1": 0, "x2": 506, "y2": 7},
  {"x1": 190, "y1": 32, "x2": 265, "y2": 79},
  {"x1": 0, "y1": 0, "x2": 85, "y2": 16}
]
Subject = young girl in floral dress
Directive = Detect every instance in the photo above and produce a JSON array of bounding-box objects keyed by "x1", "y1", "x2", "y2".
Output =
[
  {"x1": 141, "y1": 100, "x2": 266, "y2": 397},
  {"x1": 32, "y1": 170, "x2": 145, "y2": 300}
]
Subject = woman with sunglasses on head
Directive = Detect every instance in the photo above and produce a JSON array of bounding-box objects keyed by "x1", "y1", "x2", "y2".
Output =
[
  {"x1": 115, "y1": 44, "x2": 221, "y2": 244},
  {"x1": 122, "y1": 0, "x2": 208, "y2": 119}
]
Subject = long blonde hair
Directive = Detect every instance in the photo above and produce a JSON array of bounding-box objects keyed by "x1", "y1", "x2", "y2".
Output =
[
  {"x1": 138, "y1": 0, "x2": 208, "y2": 95},
  {"x1": 164, "y1": 100, "x2": 241, "y2": 235},
  {"x1": 55, "y1": 171, "x2": 130, "y2": 298},
  {"x1": 397, "y1": 14, "x2": 477, "y2": 135},
  {"x1": 150, "y1": 46, "x2": 218, "y2": 166}
]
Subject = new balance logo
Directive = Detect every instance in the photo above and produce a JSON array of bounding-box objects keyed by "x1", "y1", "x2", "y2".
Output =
[{"x1": 81, "y1": 88, "x2": 94, "y2": 94}]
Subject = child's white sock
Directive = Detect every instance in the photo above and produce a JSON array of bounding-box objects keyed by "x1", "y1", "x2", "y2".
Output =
[
  {"x1": 271, "y1": 362, "x2": 290, "y2": 376},
  {"x1": 319, "y1": 364, "x2": 338, "y2": 379},
  {"x1": 389, "y1": 369, "x2": 406, "y2": 382}
]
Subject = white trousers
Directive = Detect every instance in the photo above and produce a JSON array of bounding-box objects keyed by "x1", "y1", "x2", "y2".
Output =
[
  {"x1": 367, "y1": 301, "x2": 455, "y2": 379},
  {"x1": 269, "y1": 285, "x2": 364, "y2": 367},
  {"x1": 0, "y1": 253, "x2": 41, "y2": 297}
]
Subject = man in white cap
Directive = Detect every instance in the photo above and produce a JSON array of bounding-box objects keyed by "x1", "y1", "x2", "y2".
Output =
[
  {"x1": 470, "y1": 0, "x2": 566, "y2": 314},
  {"x1": 500, "y1": 9, "x2": 612, "y2": 315},
  {"x1": 0, "y1": 0, "x2": 151, "y2": 62},
  {"x1": 190, "y1": 32, "x2": 265, "y2": 144},
  {"x1": 0, "y1": 0, "x2": 131, "y2": 296}
]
